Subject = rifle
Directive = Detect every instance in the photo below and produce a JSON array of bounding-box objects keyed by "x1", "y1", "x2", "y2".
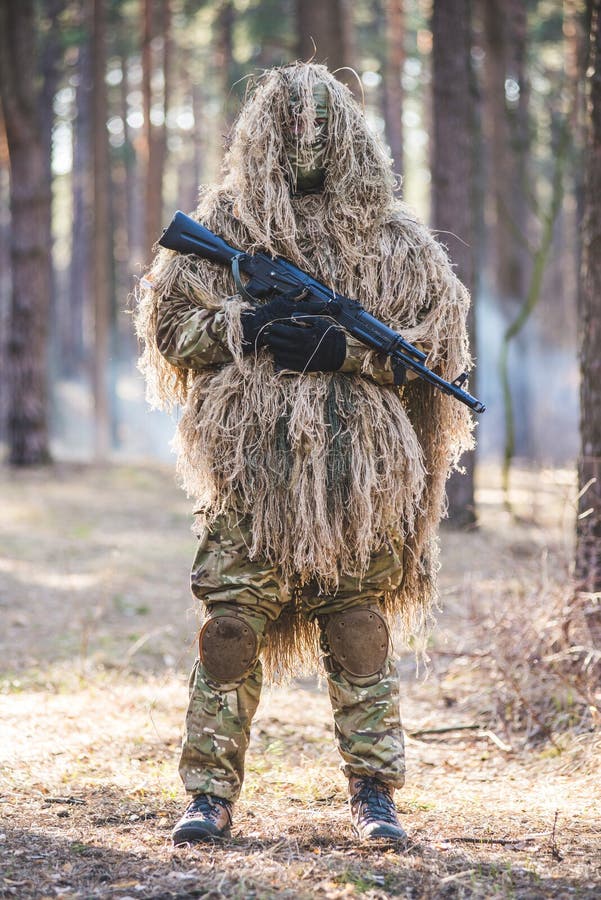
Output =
[{"x1": 158, "y1": 210, "x2": 486, "y2": 414}]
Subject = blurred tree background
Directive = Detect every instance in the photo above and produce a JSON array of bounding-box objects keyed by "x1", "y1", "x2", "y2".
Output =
[
  {"x1": 0, "y1": 0, "x2": 593, "y2": 517},
  {"x1": 1, "y1": 0, "x2": 600, "y2": 758}
]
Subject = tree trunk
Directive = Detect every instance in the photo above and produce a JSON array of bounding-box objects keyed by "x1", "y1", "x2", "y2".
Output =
[
  {"x1": 67, "y1": 34, "x2": 93, "y2": 377},
  {"x1": 142, "y1": 0, "x2": 152, "y2": 248},
  {"x1": 499, "y1": 0, "x2": 529, "y2": 302},
  {"x1": 568, "y1": 0, "x2": 589, "y2": 324},
  {"x1": 120, "y1": 49, "x2": 136, "y2": 268},
  {"x1": 191, "y1": 75, "x2": 205, "y2": 206},
  {"x1": 215, "y1": 0, "x2": 236, "y2": 142},
  {"x1": 92, "y1": 0, "x2": 111, "y2": 459},
  {"x1": 296, "y1": 0, "x2": 356, "y2": 82},
  {"x1": 0, "y1": 0, "x2": 52, "y2": 465},
  {"x1": 143, "y1": 0, "x2": 171, "y2": 261},
  {"x1": 383, "y1": 0, "x2": 404, "y2": 182},
  {"x1": 0, "y1": 112, "x2": 10, "y2": 446},
  {"x1": 482, "y1": 0, "x2": 532, "y2": 459},
  {"x1": 431, "y1": 0, "x2": 478, "y2": 525},
  {"x1": 575, "y1": 0, "x2": 601, "y2": 646},
  {"x1": 39, "y1": 0, "x2": 64, "y2": 343},
  {"x1": 177, "y1": 45, "x2": 205, "y2": 211}
]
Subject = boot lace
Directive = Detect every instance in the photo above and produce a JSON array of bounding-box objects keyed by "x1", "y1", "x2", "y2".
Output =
[
  {"x1": 351, "y1": 777, "x2": 398, "y2": 826},
  {"x1": 186, "y1": 794, "x2": 232, "y2": 825}
]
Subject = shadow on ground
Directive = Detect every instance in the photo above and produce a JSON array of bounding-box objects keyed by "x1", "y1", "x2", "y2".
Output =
[{"x1": 1, "y1": 783, "x2": 598, "y2": 900}]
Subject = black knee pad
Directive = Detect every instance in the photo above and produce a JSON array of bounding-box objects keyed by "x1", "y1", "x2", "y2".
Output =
[
  {"x1": 199, "y1": 612, "x2": 258, "y2": 684},
  {"x1": 322, "y1": 607, "x2": 390, "y2": 679}
]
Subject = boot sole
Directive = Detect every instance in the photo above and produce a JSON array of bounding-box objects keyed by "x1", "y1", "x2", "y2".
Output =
[
  {"x1": 172, "y1": 823, "x2": 232, "y2": 845},
  {"x1": 353, "y1": 824, "x2": 408, "y2": 844}
]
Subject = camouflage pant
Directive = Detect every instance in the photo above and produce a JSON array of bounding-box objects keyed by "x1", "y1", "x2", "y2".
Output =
[{"x1": 179, "y1": 513, "x2": 406, "y2": 802}]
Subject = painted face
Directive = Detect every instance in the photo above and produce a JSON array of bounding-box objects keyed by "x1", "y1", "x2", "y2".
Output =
[{"x1": 284, "y1": 82, "x2": 329, "y2": 194}]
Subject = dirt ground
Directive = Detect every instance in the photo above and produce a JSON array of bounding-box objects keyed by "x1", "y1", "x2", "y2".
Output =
[{"x1": 1, "y1": 463, "x2": 599, "y2": 899}]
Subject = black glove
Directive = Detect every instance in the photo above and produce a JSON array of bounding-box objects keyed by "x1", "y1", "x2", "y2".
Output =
[
  {"x1": 240, "y1": 291, "x2": 331, "y2": 351},
  {"x1": 263, "y1": 317, "x2": 346, "y2": 372}
]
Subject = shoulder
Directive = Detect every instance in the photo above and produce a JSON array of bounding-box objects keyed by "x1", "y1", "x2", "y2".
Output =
[{"x1": 382, "y1": 202, "x2": 453, "y2": 268}]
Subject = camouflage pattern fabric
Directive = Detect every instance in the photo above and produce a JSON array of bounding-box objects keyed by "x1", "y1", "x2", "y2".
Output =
[
  {"x1": 340, "y1": 334, "x2": 429, "y2": 384},
  {"x1": 324, "y1": 658, "x2": 404, "y2": 786},
  {"x1": 179, "y1": 655, "x2": 263, "y2": 799},
  {"x1": 156, "y1": 297, "x2": 233, "y2": 369},
  {"x1": 180, "y1": 512, "x2": 405, "y2": 800}
]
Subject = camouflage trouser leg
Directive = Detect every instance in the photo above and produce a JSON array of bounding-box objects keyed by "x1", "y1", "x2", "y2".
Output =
[
  {"x1": 178, "y1": 513, "x2": 406, "y2": 800},
  {"x1": 301, "y1": 537, "x2": 406, "y2": 790},
  {"x1": 179, "y1": 514, "x2": 288, "y2": 802},
  {"x1": 323, "y1": 659, "x2": 405, "y2": 788},
  {"x1": 178, "y1": 609, "x2": 266, "y2": 801}
]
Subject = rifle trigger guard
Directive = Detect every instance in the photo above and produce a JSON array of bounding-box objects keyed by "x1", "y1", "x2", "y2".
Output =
[{"x1": 231, "y1": 253, "x2": 259, "y2": 303}]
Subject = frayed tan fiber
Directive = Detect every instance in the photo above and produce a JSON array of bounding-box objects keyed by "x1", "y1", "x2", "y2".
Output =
[{"x1": 135, "y1": 63, "x2": 474, "y2": 680}]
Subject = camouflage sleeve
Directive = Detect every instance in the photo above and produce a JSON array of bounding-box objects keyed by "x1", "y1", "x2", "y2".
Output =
[
  {"x1": 155, "y1": 295, "x2": 233, "y2": 369},
  {"x1": 340, "y1": 335, "x2": 429, "y2": 385}
]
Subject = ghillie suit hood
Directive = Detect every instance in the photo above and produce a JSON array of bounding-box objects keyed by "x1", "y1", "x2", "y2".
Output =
[{"x1": 136, "y1": 63, "x2": 473, "y2": 679}]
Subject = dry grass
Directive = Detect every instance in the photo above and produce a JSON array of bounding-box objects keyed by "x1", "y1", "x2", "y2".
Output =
[
  {"x1": 0, "y1": 462, "x2": 600, "y2": 899},
  {"x1": 436, "y1": 466, "x2": 600, "y2": 752}
]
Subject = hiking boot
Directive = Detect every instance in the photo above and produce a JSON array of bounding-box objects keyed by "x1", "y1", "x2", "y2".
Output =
[
  {"x1": 172, "y1": 794, "x2": 233, "y2": 845},
  {"x1": 349, "y1": 775, "x2": 408, "y2": 843}
]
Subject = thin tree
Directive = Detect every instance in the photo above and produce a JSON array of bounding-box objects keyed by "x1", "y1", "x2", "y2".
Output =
[
  {"x1": 142, "y1": 0, "x2": 171, "y2": 260},
  {"x1": 40, "y1": 0, "x2": 65, "y2": 337},
  {"x1": 575, "y1": 0, "x2": 601, "y2": 647},
  {"x1": 431, "y1": 0, "x2": 478, "y2": 525},
  {"x1": 92, "y1": 0, "x2": 111, "y2": 458},
  {"x1": 118, "y1": 32, "x2": 137, "y2": 270},
  {"x1": 177, "y1": 42, "x2": 205, "y2": 211},
  {"x1": 0, "y1": 0, "x2": 53, "y2": 464},
  {"x1": 0, "y1": 108, "x2": 10, "y2": 445},
  {"x1": 383, "y1": 0, "x2": 404, "y2": 182},
  {"x1": 215, "y1": 0, "x2": 236, "y2": 137},
  {"x1": 485, "y1": 0, "x2": 530, "y2": 316},
  {"x1": 67, "y1": 27, "x2": 93, "y2": 377},
  {"x1": 481, "y1": 0, "x2": 532, "y2": 460},
  {"x1": 191, "y1": 77, "x2": 205, "y2": 201}
]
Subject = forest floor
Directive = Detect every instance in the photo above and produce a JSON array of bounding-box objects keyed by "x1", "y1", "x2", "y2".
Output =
[{"x1": 0, "y1": 462, "x2": 599, "y2": 899}]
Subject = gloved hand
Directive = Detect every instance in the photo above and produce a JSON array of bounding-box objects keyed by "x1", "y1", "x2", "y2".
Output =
[
  {"x1": 263, "y1": 317, "x2": 346, "y2": 372},
  {"x1": 240, "y1": 291, "x2": 331, "y2": 351}
]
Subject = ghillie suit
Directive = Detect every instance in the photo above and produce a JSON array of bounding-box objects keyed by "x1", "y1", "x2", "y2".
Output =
[{"x1": 135, "y1": 63, "x2": 473, "y2": 681}]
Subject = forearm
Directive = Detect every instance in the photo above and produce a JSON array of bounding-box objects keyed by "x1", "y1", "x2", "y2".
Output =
[
  {"x1": 155, "y1": 296, "x2": 234, "y2": 369},
  {"x1": 340, "y1": 335, "x2": 430, "y2": 386}
]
